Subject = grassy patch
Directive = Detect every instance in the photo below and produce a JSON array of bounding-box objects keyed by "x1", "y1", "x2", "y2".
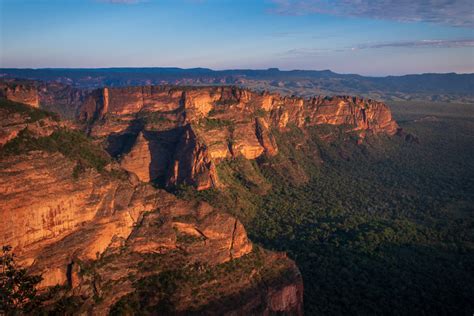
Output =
[
  {"x1": 1, "y1": 128, "x2": 110, "y2": 172},
  {"x1": 176, "y1": 232, "x2": 206, "y2": 244},
  {"x1": 199, "y1": 118, "x2": 233, "y2": 130},
  {"x1": 207, "y1": 108, "x2": 226, "y2": 116},
  {"x1": 254, "y1": 108, "x2": 266, "y2": 117},
  {"x1": 109, "y1": 270, "x2": 184, "y2": 315},
  {"x1": 108, "y1": 247, "x2": 283, "y2": 314},
  {"x1": 214, "y1": 99, "x2": 238, "y2": 107}
]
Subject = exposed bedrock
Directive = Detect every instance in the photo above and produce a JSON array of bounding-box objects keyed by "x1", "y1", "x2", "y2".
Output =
[
  {"x1": 79, "y1": 86, "x2": 398, "y2": 190},
  {"x1": 0, "y1": 84, "x2": 309, "y2": 314},
  {"x1": 1, "y1": 83, "x2": 399, "y2": 191},
  {"x1": 0, "y1": 149, "x2": 302, "y2": 314}
]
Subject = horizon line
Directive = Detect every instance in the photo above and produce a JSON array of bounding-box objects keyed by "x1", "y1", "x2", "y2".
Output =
[{"x1": 1, "y1": 67, "x2": 473, "y2": 78}]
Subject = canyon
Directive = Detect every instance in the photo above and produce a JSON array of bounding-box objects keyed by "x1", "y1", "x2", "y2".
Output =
[
  {"x1": 1, "y1": 81, "x2": 399, "y2": 191},
  {"x1": 0, "y1": 80, "x2": 400, "y2": 314}
]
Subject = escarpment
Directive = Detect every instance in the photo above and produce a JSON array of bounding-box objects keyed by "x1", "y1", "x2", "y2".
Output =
[
  {"x1": 1, "y1": 81, "x2": 399, "y2": 192},
  {"x1": 0, "y1": 82, "x2": 401, "y2": 314},
  {"x1": 0, "y1": 81, "x2": 40, "y2": 107},
  {"x1": 0, "y1": 99, "x2": 303, "y2": 314},
  {"x1": 78, "y1": 85, "x2": 399, "y2": 190},
  {"x1": 0, "y1": 79, "x2": 86, "y2": 119},
  {"x1": 0, "y1": 152, "x2": 303, "y2": 314}
]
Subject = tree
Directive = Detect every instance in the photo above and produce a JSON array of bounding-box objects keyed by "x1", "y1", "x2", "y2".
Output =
[{"x1": 0, "y1": 245, "x2": 43, "y2": 314}]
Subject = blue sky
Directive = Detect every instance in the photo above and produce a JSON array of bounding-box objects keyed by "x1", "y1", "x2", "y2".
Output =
[{"x1": 0, "y1": 0, "x2": 473, "y2": 75}]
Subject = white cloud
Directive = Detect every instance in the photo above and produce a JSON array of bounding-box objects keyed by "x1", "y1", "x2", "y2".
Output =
[{"x1": 282, "y1": 38, "x2": 474, "y2": 57}]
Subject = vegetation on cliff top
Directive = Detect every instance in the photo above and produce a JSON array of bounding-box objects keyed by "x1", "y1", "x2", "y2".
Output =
[
  {"x1": 109, "y1": 246, "x2": 294, "y2": 315},
  {"x1": 1, "y1": 128, "x2": 110, "y2": 173},
  {"x1": 1, "y1": 99, "x2": 111, "y2": 175},
  {"x1": 198, "y1": 117, "x2": 234, "y2": 130},
  {"x1": 0, "y1": 99, "x2": 59, "y2": 123}
]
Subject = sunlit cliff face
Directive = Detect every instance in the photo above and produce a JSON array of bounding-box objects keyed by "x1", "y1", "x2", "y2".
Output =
[
  {"x1": 77, "y1": 86, "x2": 398, "y2": 190},
  {"x1": 0, "y1": 87, "x2": 306, "y2": 314}
]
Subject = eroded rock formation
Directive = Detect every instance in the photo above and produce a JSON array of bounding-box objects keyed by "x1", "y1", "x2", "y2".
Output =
[
  {"x1": 1, "y1": 81, "x2": 399, "y2": 192},
  {"x1": 0, "y1": 101, "x2": 303, "y2": 314},
  {"x1": 0, "y1": 81, "x2": 404, "y2": 314},
  {"x1": 77, "y1": 86, "x2": 399, "y2": 190},
  {"x1": 0, "y1": 79, "x2": 85, "y2": 118},
  {"x1": 0, "y1": 82, "x2": 39, "y2": 107}
]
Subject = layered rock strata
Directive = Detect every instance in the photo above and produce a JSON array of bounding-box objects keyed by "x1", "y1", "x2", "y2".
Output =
[
  {"x1": 0, "y1": 101, "x2": 303, "y2": 314},
  {"x1": 0, "y1": 79, "x2": 85, "y2": 118},
  {"x1": 80, "y1": 86, "x2": 399, "y2": 190},
  {"x1": 1, "y1": 82, "x2": 399, "y2": 191}
]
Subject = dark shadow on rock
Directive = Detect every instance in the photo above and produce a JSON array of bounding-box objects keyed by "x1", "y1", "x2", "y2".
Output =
[
  {"x1": 144, "y1": 127, "x2": 186, "y2": 187},
  {"x1": 106, "y1": 118, "x2": 145, "y2": 158}
]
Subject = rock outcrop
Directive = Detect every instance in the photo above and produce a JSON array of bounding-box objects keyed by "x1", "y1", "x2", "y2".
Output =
[
  {"x1": 1, "y1": 82, "x2": 399, "y2": 191},
  {"x1": 0, "y1": 82, "x2": 39, "y2": 107},
  {"x1": 165, "y1": 125, "x2": 220, "y2": 190},
  {"x1": 0, "y1": 79, "x2": 85, "y2": 119},
  {"x1": 0, "y1": 100, "x2": 303, "y2": 314},
  {"x1": 120, "y1": 131, "x2": 152, "y2": 182},
  {"x1": 74, "y1": 86, "x2": 399, "y2": 190}
]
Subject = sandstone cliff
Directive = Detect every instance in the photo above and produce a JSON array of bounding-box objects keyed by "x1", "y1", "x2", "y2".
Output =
[
  {"x1": 1, "y1": 81, "x2": 399, "y2": 192},
  {"x1": 0, "y1": 81, "x2": 39, "y2": 107},
  {"x1": 0, "y1": 79, "x2": 85, "y2": 119},
  {"x1": 0, "y1": 99, "x2": 303, "y2": 314},
  {"x1": 77, "y1": 86, "x2": 399, "y2": 191}
]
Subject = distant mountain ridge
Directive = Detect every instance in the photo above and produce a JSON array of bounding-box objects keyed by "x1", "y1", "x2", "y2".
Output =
[{"x1": 1, "y1": 67, "x2": 473, "y2": 103}]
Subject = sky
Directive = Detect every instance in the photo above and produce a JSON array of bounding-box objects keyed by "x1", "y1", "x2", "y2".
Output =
[{"x1": 0, "y1": 0, "x2": 473, "y2": 75}]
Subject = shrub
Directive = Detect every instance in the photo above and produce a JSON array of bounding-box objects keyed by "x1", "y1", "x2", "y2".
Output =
[
  {"x1": 199, "y1": 118, "x2": 233, "y2": 130},
  {"x1": 255, "y1": 108, "x2": 266, "y2": 117},
  {"x1": 0, "y1": 245, "x2": 43, "y2": 314}
]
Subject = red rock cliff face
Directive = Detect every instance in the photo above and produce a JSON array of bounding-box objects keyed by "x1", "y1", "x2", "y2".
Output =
[
  {"x1": 0, "y1": 151, "x2": 162, "y2": 286},
  {"x1": 80, "y1": 86, "x2": 184, "y2": 121},
  {"x1": 0, "y1": 82, "x2": 40, "y2": 107},
  {"x1": 268, "y1": 94, "x2": 399, "y2": 135},
  {"x1": 0, "y1": 80, "x2": 85, "y2": 118},
  {"x1": 166, "y1": 125, "x2": 221, "y2": 190},
  {"x1": 1, "y1": 82, "x2": 399, "y2": 191},
  {"x1": 0, "y1": 89, "x2": 302, "y2": 315},
  {"x1": 0, "y1": 153, "x2": 302, "y2": 314},
  {"x1": 78, "y1": 86, "x2": 398, "y2": 190},
  {"x1": 0, "y1": 104, "x2": 303, "y2": 314}
]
